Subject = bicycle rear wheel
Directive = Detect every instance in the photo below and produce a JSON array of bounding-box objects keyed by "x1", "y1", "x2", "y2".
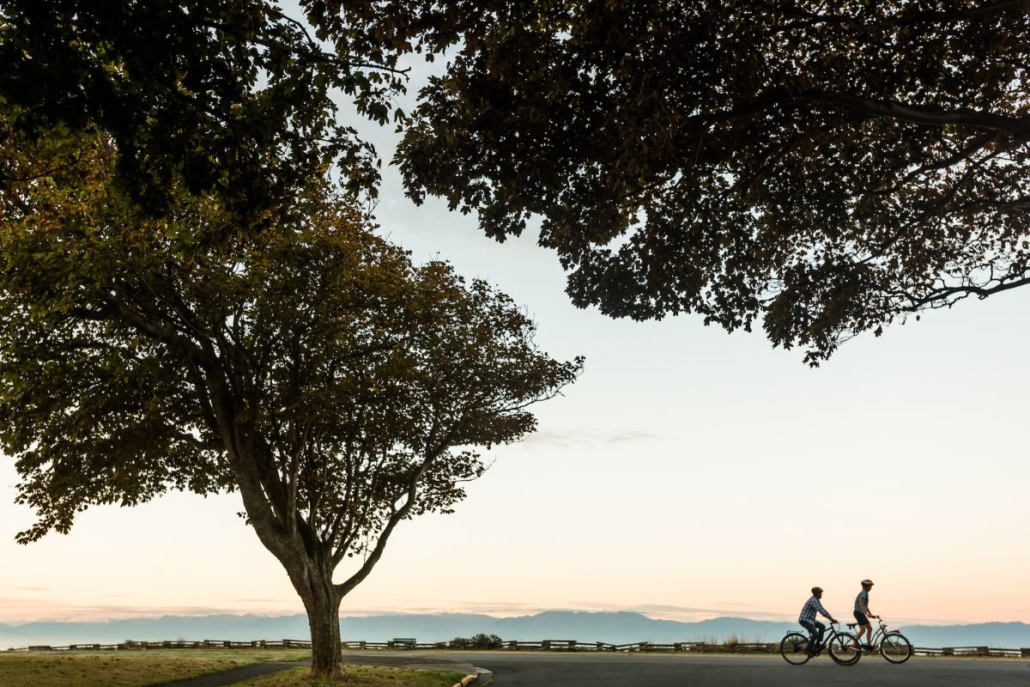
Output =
[
  {"x1": 780, "y1": 632, "x2": 811, "y2": 665},
  {"x1": 827, "y1": 632, "x2": 861, "y2": 666},
  {"x1": 880, "y1": 632, "x2": 913, "y2": 664}
]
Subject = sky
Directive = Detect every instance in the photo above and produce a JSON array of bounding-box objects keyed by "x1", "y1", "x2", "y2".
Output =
[{"x1": 2, "y1": 34, "x2": 1030, "y2": 632}]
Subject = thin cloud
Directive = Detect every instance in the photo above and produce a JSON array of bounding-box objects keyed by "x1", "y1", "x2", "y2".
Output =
[
  {"x1": 0, "y1": 601, "x2": 298, "y2": 624},
  {"x1": 339, "y1": 602, "x2": 539, "y2": 618},
  {"x1": 228, "y1": 598, "x2": 300, "y2": 606},
  {"x1": 569, "y1": 601, "x2": 738, "y2": 622},
  {"x1": 515, "y1": 428, "x2": 660, "y2": 449},
  {"x1": 450, "y1": 601, "x2": 539, "y2": 616}
]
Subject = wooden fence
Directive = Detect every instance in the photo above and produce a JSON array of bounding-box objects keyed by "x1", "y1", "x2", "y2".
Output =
[
  {"x1": 6, "y1": 639, "x2": 1030, "y2": 658},
  {"x1": 499, "y1": 640, "x2": 1030, "y2": 657}
]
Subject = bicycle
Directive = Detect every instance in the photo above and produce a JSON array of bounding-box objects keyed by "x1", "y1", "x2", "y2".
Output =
[
  {"x1": 846, "y1": 616, "x2": 912, "y2": 664},
  {"x1": 780, "y1": 621, "x2": 862, "y2": 666}
]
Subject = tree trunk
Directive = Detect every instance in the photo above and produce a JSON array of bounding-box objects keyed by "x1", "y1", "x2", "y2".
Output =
[{"x1": 291, "y1": 564, "x2": 344, "y2": 679}]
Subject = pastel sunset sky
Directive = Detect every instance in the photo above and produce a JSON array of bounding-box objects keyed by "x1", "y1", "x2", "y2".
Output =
[{"x1": 2, "y1": 39, "x2": 1028, "y2": 631}]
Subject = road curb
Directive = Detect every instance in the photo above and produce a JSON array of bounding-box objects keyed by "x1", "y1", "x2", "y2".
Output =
[{"x1": 453, "y1": 667, "x2": 492, "y2": 687}]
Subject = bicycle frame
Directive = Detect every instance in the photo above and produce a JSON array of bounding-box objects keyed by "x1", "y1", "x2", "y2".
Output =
[
  {"x1": 847, "y1": 617, "x2": 912, "y2": 663},
  {"x1": 869, "y1": 618, "x2": 892, "y2": 646},
  {"x1": 810, "y1": 620, "x2": 847, "y2": 650},
  {"x1": 782, "y1": 620, "x2": 861, "y2": 666}
]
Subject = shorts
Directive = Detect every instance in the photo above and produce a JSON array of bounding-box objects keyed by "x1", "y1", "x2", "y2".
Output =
[{"x1": 853, "y1": 611, "x2": 870, "y2": 626}]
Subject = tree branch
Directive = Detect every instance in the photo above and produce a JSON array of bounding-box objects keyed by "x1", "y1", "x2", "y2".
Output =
[{"x1": 797, "y1": 90, "x2": 1030, "y2": 137}]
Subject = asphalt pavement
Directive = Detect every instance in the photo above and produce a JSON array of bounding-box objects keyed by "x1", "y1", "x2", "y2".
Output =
[
  {"x1": 155, "y1": 649, "x2": 1030, "y2": 687},
  {"x1": 444, "y1": 651, "x2": 1030, "y2": 687},
  {"x1": 159, "y1": 661, "x2": 311, "y2": 687}
]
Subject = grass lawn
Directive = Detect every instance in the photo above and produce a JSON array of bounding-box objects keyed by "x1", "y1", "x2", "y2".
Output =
[
  {"x1": 0, "y1": 649, "x2": 310, "y2": 687},
  {"x1": 0, "y1": 650, "x2": 467, "y2": 687},
  {"x1": 236, "y1": 665, "x2": 467, "y2": 687}
]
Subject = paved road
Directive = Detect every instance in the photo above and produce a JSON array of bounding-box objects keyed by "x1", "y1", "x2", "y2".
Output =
[
  {"x1": 446, "y1": 652, "x2": 1030, "y2": 686},
  {"x1": 160, "y1": 661, "x2": 311, "y2": 686}
]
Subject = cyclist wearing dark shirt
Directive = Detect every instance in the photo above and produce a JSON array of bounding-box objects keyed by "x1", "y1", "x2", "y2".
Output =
[{"x1": 798, "y1": 587, "x2": 838, "y2": 654}]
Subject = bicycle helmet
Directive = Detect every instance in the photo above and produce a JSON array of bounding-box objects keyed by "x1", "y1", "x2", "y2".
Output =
[
  {"x1": 861, "y1": 579, "x2": 874, "y2": 586},
  {"x1": 811, "y1": 586, "x2": 823, "y2": 594}
]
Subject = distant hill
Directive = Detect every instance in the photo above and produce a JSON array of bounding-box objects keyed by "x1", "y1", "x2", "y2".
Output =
[
  {"x1": 0, "y1": 613, "x2": 312, "y2": 649},
  {"x1": 900, "y1": 622, "x2": 1030, "y2": 649},
  {"x1": 486, "y1": 611, "x2": 798, "y2": 645},
  {"x1": 3, "y1": 611, "x2": 1029, "y2": 650}
]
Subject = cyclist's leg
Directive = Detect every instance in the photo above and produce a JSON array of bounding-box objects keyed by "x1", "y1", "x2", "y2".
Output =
[
  {"x1": 852, "y1": 611, "x2": 870, "y2": 646},
  {"x1": 813, "y1": 620, "x2": 826, "y2": 648},
  {"x1": 799, "y1": 620, "x2": 818, "y2": 652}
]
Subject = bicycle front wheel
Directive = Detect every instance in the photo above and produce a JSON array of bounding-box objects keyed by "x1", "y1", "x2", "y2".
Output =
[
  {"x1": 880, "y1": 632, "x2": 913, "y2": 664},
  {"x1": 780, "y1": 632, "x2": 811, "y2": 665},
  {"x1": 827, "y1": 632, "x2": 861, "y2": 666}
]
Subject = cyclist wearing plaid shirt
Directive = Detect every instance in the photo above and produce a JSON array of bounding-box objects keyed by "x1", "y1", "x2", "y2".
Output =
[{"x1": 799, "y1": 586, "x2": 838, "y2": 654}]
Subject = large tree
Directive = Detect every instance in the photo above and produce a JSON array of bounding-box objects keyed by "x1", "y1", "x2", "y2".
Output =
[
  {"x1": 387, "y1": 0, "x2": 1030, "y2": 364},
  {"x1": 0, "y1": 114, "x2": 581, "y2": 677}
]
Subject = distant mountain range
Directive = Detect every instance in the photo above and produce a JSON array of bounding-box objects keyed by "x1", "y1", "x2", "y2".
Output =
[{"x1": 3, "y1": 611, "x2": 1029, "y2": 650}]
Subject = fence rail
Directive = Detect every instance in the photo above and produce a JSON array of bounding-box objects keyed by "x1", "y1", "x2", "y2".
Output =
[
  {"x1": 6, "y1": 639, "x2": 314, "y2": 652},
  {"x1": 6, "y1": 639, "x2": 1030, "y2": 658}
]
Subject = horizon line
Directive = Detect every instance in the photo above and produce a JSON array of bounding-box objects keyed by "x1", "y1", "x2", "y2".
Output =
[{"x1": 0, "y1": 607, "x2": 1021, "y2": 628}]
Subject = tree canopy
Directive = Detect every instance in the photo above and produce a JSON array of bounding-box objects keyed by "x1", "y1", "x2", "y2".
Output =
[
  {"x1": 5, "y1": 2, "x2": 1028, "y2": 364},
  {"x1": 0, "y1": 0, "x2": 414, "y2": 221},
  {"x1": 0, "y1": 111, "x2": 581, "y2": 676},
  {"x1": 392, "y1": 0, "x2": 1030, "y2": 364}
]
